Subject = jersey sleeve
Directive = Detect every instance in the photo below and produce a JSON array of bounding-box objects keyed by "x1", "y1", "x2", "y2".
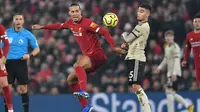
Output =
[
  {"x1": 183, "y1": 34, "x2": 191, "y2": 61},
  {"x1": 28, "y1": 32, "x2": 39, "y2": 49},
  {"x1": 0, "y1": 25, "x2": 10, "y2": 57},
  {"x1": 83, "y1": 19, "x2": 115, "y2": 48},
  {"x1": 122, "y1": 25, "x2": 143, "y2": 43},
  {"x1": 43, "y1": 20, "x2": 69, "y2": 30}
]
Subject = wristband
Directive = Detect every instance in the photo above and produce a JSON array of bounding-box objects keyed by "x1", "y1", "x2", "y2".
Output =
[{"x1": 29, "y1": 54, "x2": 34, "y2": 59}]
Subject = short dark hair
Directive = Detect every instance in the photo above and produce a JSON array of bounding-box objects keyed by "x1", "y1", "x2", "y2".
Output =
[
  {"x1": 194, "y1": 13, "x2": 200, "y2": 19},
  {"x1": 13, "y1": 12, "x2": 24, "y2": 17},
  {"x1": 165, "y1": 30, "x2": 174, "y2": 36},
  {"x1": 70, "y1": 3, "x2": 81, "y2": 9},
  {"x1": 139, "y1": 3, "x2": 151, "y2": 12}
]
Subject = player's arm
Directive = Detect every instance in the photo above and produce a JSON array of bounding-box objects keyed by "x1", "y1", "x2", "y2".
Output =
[
  {"x1": 121, "y1": 25, "x2": 142, "y2": 43},
  {"x1": 28, "y1": 32, "x2": 40, "y2": 57},
  {"x1": 0, "y1": 25, "x2": 10, "y2": 57},
  {"x1": 183, "y1": 34, "x2": 191, "y2": 62},
  {"x1": 157, "y1": 56, "x2": 167, "y2": 70},
  {"x1": 171, "y1": 45, "x2": 181, "y2": 75},
  {"x1": 32, "y1": 20, "x2": 69, "y2": 30},
  {"x1": 84, "y1": 20, "x2": 126, "y2": 54},
  {"x1": 84, "y1": 21, "x2": 115, "y2": 48}
]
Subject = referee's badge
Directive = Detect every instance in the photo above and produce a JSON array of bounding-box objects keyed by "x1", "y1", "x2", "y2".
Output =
[
  {"x1": 8, "y1": 38, "x2": 13, "y2": 43},
  {"x1": 18, "y1": 39, "x2": 24, "y2": 44}
]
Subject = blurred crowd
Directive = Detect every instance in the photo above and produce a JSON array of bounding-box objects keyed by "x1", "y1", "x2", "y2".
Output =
[{"x1": 0, "y1": 0, "x2": 200, "y2": 95}]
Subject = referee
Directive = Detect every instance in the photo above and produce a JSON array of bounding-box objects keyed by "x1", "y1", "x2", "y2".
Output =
[{"x1": 5, "y1": 13, "x2": 40, "y2": 112}]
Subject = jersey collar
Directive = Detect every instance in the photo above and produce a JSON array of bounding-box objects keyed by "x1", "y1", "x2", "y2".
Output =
[{"x1": 12, "y1": 27, "x2": 24, "y2": 33}]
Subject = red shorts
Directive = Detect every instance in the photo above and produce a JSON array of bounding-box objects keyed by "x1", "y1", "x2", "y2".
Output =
[
  {"x1": 195, "y1": 68, "x2": 200, "y2": 83},
  {"x1": 86, "y1": 49, "x2": 106, "y2": 74},
  {"x1": 0, "y1": 64, "x2": 7, "y2": 77}
]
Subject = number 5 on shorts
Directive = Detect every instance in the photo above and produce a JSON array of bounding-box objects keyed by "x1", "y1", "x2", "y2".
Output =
[{"x1": 129, "y1": 71, "x2": 134, "y2": 81}]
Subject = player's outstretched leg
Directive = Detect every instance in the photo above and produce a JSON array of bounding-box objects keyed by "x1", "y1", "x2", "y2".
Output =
[
  {"x1": 73, "y1": 66, "x2": 89, "y2": 99},
  {"x1": 73, "y1": 56, "x2": 93, "y2": 99},
  {"x1": 67, "y1": 70, "x2": 93, "y2": 112},
  {"x1": 0, "y1": 77, "x2": 14, "y2": 112},
  {"x1": 133, "y1": 84, "x2": 151, "y2": 112}
]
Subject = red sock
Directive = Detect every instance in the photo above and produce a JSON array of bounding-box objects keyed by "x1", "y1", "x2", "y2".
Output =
[
  {"x1": 70, "y1": 83, "x2": 88, "y2": 107},
  {"x1": 3, "y1": 86, "x2": 13, "y2": 110},
  {"x1": 75, "y1": 66, "x2": 87, "y2": 91}
]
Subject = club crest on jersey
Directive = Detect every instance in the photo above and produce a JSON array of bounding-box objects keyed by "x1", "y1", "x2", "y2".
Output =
[
  {"x1": 190, "y1": 38, "x2": 193, "y2": 41},
  {"x1": 90, "y1": 22, "x2": 97, "y2": 28}
]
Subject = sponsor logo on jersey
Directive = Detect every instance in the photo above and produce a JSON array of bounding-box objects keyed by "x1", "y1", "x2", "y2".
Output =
[{"x1": 191, "y1": 41, "x2": 200, "y2": 47}]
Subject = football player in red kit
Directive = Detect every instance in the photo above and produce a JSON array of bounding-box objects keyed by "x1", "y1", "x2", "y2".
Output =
[
  {"x1": 182, "y1": 14, "x2": 200, "y2": 84},
  {"x1": 32, "y1": 3, "x2": 126, "y2": 112},
  {"x1": 0, "y1": 24, "x2": 14, "y2": 112}
]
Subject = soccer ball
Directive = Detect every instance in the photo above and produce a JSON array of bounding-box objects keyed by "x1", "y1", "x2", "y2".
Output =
[{"x1": 103, "y1": 13, "x2": 118, "y2": 27}]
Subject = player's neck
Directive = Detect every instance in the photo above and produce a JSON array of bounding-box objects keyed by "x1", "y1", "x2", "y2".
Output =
[
  {"x1": 138, "y1": 19, "x2": 148, "y2": 24},
  {"x1": 14, "y1": 27, "x2": 23, "y2": 32},
  {"x1": 194, "y1": 29, "x2": 200, "y2": 34}
]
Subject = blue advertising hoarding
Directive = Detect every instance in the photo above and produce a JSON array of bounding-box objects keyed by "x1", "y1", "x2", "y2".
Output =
[{"x1": 0, "y1": 92, "x2": 199, "y2": 112}]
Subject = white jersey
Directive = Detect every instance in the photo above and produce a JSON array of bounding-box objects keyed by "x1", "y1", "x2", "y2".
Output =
[
  {"x1": 125, "y1": 22, "x2": 150, "y2": 62},
  {"x1": 158, "y1": 42, "x2": 182, "y2": 77}
]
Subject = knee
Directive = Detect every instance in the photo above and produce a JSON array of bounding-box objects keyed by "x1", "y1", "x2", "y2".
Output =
[
  {"x1": 132, "y1": 84, "x2": 141, "y2": 92},
  {"x1": 19, "y1": 85, "x2": 28, "y2": 94}
]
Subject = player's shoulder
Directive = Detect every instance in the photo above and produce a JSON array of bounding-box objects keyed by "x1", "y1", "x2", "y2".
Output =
[
  {"x1": 172, "y1": 42, "x2": 180, "y2": 48},
  {"x1": 186, "y1": 31, "x2": 194, "y2": 38},
  {"x1": 6, "y1": 27, "x2": 14, "y2": 33},
  {"x1": 22, "y1": 28, "x2": 35, "y2": 36},
  {"x1": 81, "y1": 17, "x2": 94, "y2": 24},
  {"x1": 137, "y1": 22, "x2": 150, "y2": 30},
  {"x1": 0, "y1": 24, "x2": 6, "y2": 31}
]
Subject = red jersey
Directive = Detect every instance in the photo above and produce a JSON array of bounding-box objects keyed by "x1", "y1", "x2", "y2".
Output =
[
  {"x1": 0, "y1": 24, "x2": 10, "y2": 58},
  {"x1": 183, "y1": 31, "x2": 200, "y2": 68},
  {"x1": 43, "y1": 17, "x2": 115, "y2": 56}
]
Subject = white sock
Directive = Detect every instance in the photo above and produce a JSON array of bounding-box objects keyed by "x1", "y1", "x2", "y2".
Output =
[
  {"x1": 8, "y1": 110, "x2": 14, "y2": 112},
  {"x1": 135, "y1": 88, "x2": 151, "y2": 112},
  {"x1": 166, "y1": 93, "x2": 174, "y2": 112},
  {"x1": 174, "y1": 93, "x2": 189, "y2": 108}
]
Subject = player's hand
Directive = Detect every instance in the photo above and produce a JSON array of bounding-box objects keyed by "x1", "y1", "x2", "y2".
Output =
[
  {"x1": 112, "y1": 47, "x2": 127, "y2": 55},
  {"x1": 121, "y1": 42, "x2": 128, "y2": 49},
  {"x1": 171, "y1": 75, "x2": 177, "y2": 81},
  {"x1": 181, "y1": 61, "x2": 187, "y2": 67},
  {"x1": 155, "y1": 68, "x2": 161, "y2": 74},
  {"x1": 21, "y1": 54, "x2": 30, "y2": 60},
  {"x1": 0, "y1": 56, "x2": 6, "y2": 65},
  {"x1": 32, "y1": 24, "x2": 44, "y2": 30}
]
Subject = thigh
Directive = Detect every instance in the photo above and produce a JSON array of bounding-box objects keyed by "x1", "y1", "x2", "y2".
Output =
[
  {"x1": 126, "y1": 59, "x2": 145, "y2": 85},
  {"x1": 5, "y1": 61, "x2": 16, "y2": 84},
  {"x1": 167, "y1": 76, "x2": 181, "y2": 91},
  {"x1": 75, "y1": 55, "x2": 93, "y2": 69},
  {"x1": 15, "y1": 61, "x2": 29, "y2": 85},
  {"x1": 86, "y1": 50, "x2": 106, "y2": 74}
]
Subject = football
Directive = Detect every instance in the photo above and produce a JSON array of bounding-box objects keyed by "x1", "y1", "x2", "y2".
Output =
[{"x1": 103, "y1": 13, "x2": 118, "y2": 27}]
